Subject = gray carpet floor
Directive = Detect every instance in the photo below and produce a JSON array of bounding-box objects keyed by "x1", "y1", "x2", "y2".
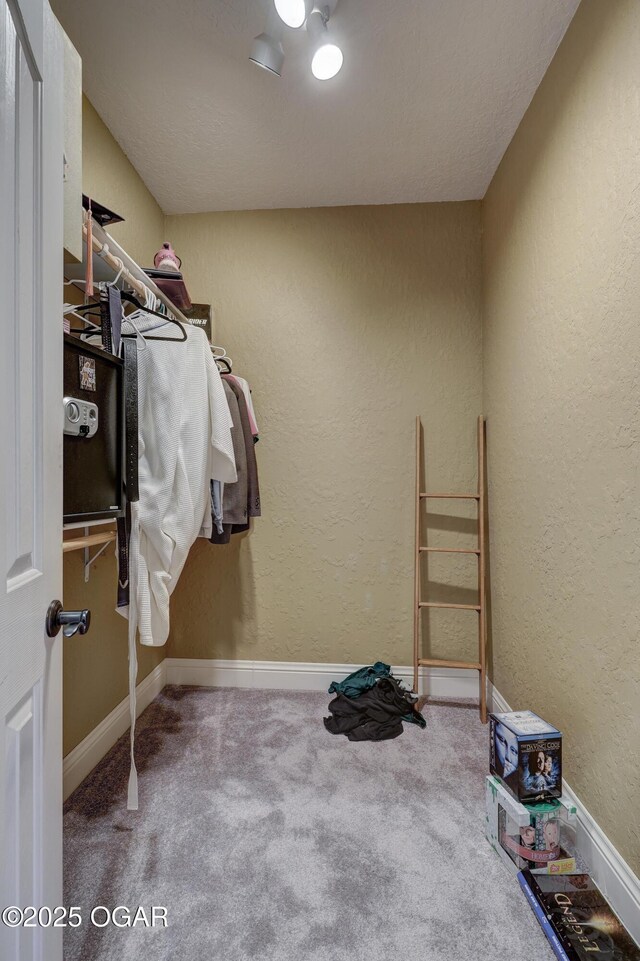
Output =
[{"x1": 64, "y1": 687, "x2": 556, "y2": 961}]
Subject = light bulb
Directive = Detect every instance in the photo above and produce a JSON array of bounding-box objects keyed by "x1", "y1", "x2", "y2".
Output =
[
  {"x1": 311, "y1": 42, "x2": 343, "y2": 80},
  {"x1": 249, "y1": 31, "x2": 285, "y2": 76},
  {"x1": 306, "y1": 8, "x2": 343, "y2": 81},
  {"x1": 274, "y1": 0, "x2": 311, "y2": 29}
]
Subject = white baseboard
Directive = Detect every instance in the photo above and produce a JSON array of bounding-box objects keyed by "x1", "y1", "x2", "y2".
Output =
[
  {"x1": 63, "y1": 662, "x2": 166, "y2": 801},
  {"x1": 164, "y1": 658, "x2": 481, "y2": 700},
  {"x1": 487, "y1": 682, "x2": 510, "y2": 715},
  {"x1": 64, "y1": 658, "x2": 476, "y2": 802},
  {"x1": 488, "y1": 680, "x2": 640, "y2": 943}
]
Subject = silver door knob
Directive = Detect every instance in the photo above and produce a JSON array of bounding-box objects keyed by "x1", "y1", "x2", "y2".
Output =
[{"x1": 45, "y1": 600, "x2": 91, "y2": 638}]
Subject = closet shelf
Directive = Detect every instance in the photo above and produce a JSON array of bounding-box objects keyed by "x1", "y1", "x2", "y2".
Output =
[
  {"x1": 62, "y1": 531, "x2": 116, "y2": 554},
  {"x1": 64, "y1": 215, "x2": 191, "y2": 326}
]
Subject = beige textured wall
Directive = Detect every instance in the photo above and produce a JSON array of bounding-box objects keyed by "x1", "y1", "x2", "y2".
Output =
[
  {"x1": 81, "y1": 97, "x2": 164, "y2": 260},
  {"x1": 483, "y1": 0, "x2": 640, "y2": 873},
  {"x1": 63, "y1": 97, "x2": 165, "y2": 756},
  {"x1": 65, "y1": 106, "x2": 483, "y2": 748},
  {"x1": 165, "y1": 203, "x2": 483, "y2": 667}
]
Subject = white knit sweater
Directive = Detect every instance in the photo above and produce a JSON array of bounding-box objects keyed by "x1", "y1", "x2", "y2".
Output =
[
  {"x1": 123, "y1": 316, "x2": 236, "y2": 646},
  {"x1": 119, "y1": 316, "x2": 236, "y2": 808}
]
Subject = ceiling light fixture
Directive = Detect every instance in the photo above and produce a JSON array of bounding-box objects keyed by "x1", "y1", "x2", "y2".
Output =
[
  {"x1": 274, "y1": 0, "x2": 313, "y2": 29},
  {"x1": 249, "y1": 9, "x2": 285, "y2": 76},
  {"x1": 307, "y1": 4, "x2": 343, "y2": 81}
]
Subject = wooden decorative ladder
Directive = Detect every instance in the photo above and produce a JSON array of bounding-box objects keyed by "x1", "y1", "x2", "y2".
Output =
[{"x1": 413, "y1": 415, "x2": 488, "y2": 722}]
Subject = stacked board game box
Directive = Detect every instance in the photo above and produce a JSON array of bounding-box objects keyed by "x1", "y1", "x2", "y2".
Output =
[
  {"x1": 486, "y1": 711, "x2": 575, "y2": 875},
  {"x1": 490, "y1": 710, "x2": 562, "y2": 803},
  {"x1": 485, "y1": 774, "x2": 576, "y2": 875},
  {"x1": 486, "y1": 712, "x2": 639, "y2": 959}
]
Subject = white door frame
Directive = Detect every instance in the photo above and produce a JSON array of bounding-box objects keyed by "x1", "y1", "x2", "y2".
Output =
[{"x1": 0, "y1": 0, "x2": 63, "y2": 958}]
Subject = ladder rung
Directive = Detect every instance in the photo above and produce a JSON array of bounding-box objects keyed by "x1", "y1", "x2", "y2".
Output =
[
  {"x1": 419, "y1": 602, "x2": 481, "y2": 611},
  {"x1": 419, "y1": 547, "x2": 480, "y2": 554},
  {"x1": 419, "y1": 658, "x2": 481, "y2": 670},
  {"x1": 420, "y1": 493, "x2": 480, "y2": 500}
]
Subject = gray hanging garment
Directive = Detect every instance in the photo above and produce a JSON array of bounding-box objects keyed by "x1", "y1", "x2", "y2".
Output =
[
  {"x1": 223, "y1": 375, "x2": 261, "y2": 519},
  {"x1": 210, "y1": 380, "x2": 248, "y2": 544}
]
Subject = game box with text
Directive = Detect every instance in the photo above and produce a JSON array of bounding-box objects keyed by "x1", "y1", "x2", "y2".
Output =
[{"x1": 490, "y1": 710, "x2": 562, "y2": 802}]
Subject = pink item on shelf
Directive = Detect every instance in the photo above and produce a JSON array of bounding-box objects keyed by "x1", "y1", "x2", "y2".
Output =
[{"x1": 153, "y1": 242, "x2": 182, "y2": 271}]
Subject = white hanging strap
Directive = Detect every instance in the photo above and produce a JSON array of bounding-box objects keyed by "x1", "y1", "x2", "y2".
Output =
[{"x1": 126, "y1": 502, "x2": 140, "y2": 811}]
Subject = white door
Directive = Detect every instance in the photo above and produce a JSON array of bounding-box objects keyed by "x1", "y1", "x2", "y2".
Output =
[{"x1": 0, "y1": 0, "x2": 63, "y2": 958}]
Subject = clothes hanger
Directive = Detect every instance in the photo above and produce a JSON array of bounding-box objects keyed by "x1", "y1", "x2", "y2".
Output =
[
  {"x1": 210, "y1": 344, "x2": 233, "y2": 369},
  {"x1": 67, "y1": 302, "x2": 103, "y2": 339},
  {"x1": 112, "y1": 259, "x2": 126, "y2": 287},
  {"x1": 68, "y1": 302, "x2": 102, "y2": 317},
  {"x1": 65, "y1": 279, "x2": 187, "y2": 342},
  {"x1": 120, "y1": 290, "x2": 187, "y2": 342},
  {"x1": 63, "y1": 303, "x2": 102, "y2": 333},
  {"x1": 216, "y1": 357, "x2": 232, "y2": 373}
]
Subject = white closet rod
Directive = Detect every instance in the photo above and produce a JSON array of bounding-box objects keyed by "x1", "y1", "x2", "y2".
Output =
[{"x1": 82, "y1": 213, "x2": 191, "y2": 326}]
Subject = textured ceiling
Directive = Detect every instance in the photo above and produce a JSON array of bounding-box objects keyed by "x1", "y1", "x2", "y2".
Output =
[{"x1": 52, "y1": 0, "x2": 579, "y2": 214}]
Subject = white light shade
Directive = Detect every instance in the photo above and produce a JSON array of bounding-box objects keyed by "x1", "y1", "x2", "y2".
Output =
[
  {"x1": 249, "y1": 32, "x2": 285, "y2": 76},
  {"x1": 311, "y1": 42, "x2": 343, "y2": 80},
  {"x1": 274, "y1": 0, "x2": 311, "y2": 29}
]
